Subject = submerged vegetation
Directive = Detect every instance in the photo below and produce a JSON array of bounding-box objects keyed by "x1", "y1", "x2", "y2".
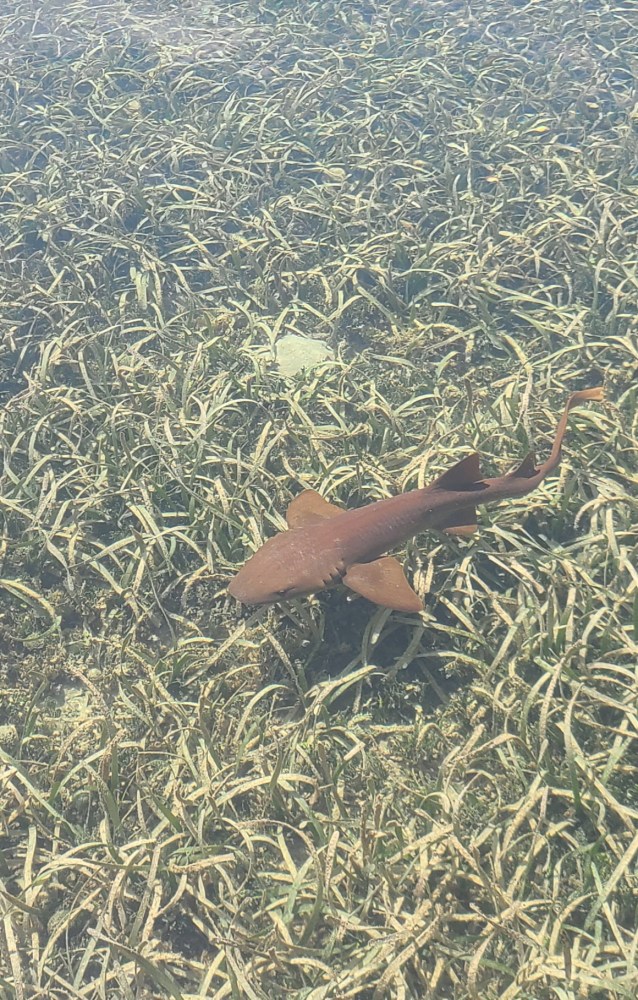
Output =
[{"x1": 0, "y1": 0, "x2": 636, "y2": 996}]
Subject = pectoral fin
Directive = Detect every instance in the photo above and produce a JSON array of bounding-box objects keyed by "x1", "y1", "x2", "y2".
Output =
[
  {"x1": 287, "y1": 489, "x2": 344, "y2": 527},
  {"x1": 342, "y1": 557, "x2": 423, "y2": 612}
]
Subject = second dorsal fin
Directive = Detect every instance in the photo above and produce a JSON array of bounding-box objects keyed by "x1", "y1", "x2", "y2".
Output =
[{"x1": 507, "y1": 452, "x2": 537, "y2": 479}]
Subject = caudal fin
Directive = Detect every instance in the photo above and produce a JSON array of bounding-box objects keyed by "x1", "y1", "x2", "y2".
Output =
[
  {"x1": 431, "y1": 386, "x2": 604, "y2": 517},
  {"x1": 519, "y1": 386, "x2": 605, "y2": 483}
]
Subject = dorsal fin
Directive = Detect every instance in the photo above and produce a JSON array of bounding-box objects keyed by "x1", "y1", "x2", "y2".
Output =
[
  {"x1": 507, "y1": 452, "x2": 537, "y2": 479},
  {"x1": 286, "y1": 489, "x2": 344, "y2": 527},
  {"x1": 433, "y1": 453, "x2": 482, "y2": 490}
]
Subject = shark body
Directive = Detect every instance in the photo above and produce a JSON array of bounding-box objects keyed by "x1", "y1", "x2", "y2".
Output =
[{"x1": 228, "y1": 388, "x2": 603, "y2": 612}]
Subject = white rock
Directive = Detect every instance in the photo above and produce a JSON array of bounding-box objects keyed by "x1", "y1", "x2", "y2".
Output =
[{"x1": 275, "y1": 334, "x2": 334, "y2": 377}]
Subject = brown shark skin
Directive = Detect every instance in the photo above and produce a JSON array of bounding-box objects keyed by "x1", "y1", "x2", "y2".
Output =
[{"x1": 228, "y1": 387, "x2": 603, "y2": 608}]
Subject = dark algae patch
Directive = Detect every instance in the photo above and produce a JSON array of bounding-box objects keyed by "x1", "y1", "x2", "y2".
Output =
[{"x1": 0, "y1": 0, "x2": 636, "y2": 998}]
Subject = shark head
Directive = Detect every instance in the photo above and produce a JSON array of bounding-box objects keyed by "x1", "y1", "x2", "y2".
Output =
[{"x1": 228, "y1": 527, "x2": 342, "y2": 605}]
